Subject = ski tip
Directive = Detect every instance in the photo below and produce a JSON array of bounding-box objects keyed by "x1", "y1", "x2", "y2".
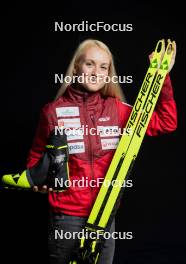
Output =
[
  {"x1": 155, "y1": 39, "x2": 165, "y2": 54},
  {"x1": 166, "y1": 41, "x2": 174, "y2": 55}
]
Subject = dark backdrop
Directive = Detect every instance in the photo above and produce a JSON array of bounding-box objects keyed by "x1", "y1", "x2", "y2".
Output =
[{"x1": 0, "y1": 2, "x2": 185, "y2": 264}]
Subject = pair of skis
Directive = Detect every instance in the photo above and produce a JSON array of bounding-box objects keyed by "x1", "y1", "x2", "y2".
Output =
[{"x1": 69, "y1": 39, "x2": 175, "y2": 264}]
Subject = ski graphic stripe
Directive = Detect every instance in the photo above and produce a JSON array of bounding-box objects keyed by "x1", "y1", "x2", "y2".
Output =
[
  {"x1": 97, "y1": 40, "x2": 174, "y2": 228},
  {"x1": 88, "y1": 39, "x2": 166, "y2": 224}
]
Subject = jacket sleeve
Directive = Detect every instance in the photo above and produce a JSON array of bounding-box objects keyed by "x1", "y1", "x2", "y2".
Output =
[
  {"x1": 117, "y1": 74, "x2": 177, "y2": 136},
  {"x1": 146, "y1": 74, "x2": 177, "y2": 136},
  {"x1": 26, "y1": 105, "x2": 51, "y2": 169}
]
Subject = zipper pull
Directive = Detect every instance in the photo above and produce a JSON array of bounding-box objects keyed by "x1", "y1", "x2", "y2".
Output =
[
  {"x1": 90, "y1": 115, "x2": 94, "y2": 122},
  {"x1": 83, "y1": 93, "x2": 88, "y2": 102}
]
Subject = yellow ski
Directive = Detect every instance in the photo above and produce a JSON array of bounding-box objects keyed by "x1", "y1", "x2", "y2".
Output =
[{"x1": 69, "y1": 39, "x2": 175, "y2": 264}]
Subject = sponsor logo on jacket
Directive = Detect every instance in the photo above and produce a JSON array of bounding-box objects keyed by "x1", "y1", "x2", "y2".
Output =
[
  {"x1": 56, "y1": 107, "x2": 80, "y2": 117},
  {"x1": 101, "y1": 138, "x2": 119, "y2": 150},
  {"x1": 68, "y1": 142, "x2": 85, "y2": 154}
]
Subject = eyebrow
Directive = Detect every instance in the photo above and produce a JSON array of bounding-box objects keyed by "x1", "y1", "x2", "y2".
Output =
[
  {"x1": 85, "y1": 59, "x2": 109, "y2": 66},
  {"x1": 101, "y1": 62, "x2": 109, "y2": 66}
]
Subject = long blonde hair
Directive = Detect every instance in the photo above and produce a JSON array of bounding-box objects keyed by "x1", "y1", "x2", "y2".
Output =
[{"x1": 55, "y1": 39, "x2": 126, "y2": 102}]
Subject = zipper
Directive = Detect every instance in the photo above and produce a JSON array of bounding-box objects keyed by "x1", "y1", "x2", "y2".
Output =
[
  {"x1": 83, "y1": 94, "x2": 95, "y2": 208},
  {"x1": 90, "y1": 114, "x2": 99, "y2": 145}
]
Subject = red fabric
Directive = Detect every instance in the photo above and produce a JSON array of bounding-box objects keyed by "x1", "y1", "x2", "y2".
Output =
[{"x1": 27, "y1": 76, "x2": 177, "y2": 217}]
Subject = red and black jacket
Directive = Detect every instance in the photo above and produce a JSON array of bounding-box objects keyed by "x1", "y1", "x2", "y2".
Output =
[{"x1": 27, "y1": 75, "x2": 177, "y2": 217}]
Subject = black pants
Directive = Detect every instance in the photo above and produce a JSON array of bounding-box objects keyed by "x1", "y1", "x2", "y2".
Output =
[{"x1": 48, "y1": 213, "x2": 115, "y2": 264}]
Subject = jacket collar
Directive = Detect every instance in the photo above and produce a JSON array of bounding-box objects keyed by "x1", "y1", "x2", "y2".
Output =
[{"x1": 63, "y1": 84, "x2": 102, "y2": 106}]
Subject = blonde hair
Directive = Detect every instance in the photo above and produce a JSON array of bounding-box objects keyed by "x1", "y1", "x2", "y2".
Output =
[{"x1": 55, "y1": 39, "x2": 126, "y2": 102}]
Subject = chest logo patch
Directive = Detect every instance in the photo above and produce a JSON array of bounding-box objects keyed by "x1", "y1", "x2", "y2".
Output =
[{"x1": 56, "y1": 107, "x2": 80, "y2": 117}]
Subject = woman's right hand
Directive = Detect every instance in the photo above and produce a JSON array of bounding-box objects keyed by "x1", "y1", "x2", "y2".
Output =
[{"x1": 33, "y1": 185, "x2": 53, "y2": 193}]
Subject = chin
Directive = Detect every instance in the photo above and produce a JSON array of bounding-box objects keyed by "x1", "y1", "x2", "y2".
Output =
[{"x1": 85, "y1": 83, "x2": 104, "y2": 92}]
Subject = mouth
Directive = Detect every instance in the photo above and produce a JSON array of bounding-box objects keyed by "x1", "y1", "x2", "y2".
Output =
[{"x1": 88, "y1": 76, "x2": 104, "y2": 84}]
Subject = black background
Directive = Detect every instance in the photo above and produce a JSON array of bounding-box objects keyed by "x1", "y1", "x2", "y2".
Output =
[{"x1": 0, "y1": 2, "x2": 185, "y2": 263}]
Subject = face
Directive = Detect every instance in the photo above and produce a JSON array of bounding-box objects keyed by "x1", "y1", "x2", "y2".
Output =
[{"x1": 75, "y1": 46, "x2": 110, "y2": 92}]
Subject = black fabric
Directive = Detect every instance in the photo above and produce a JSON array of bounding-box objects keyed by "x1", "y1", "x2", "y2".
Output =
[
  {"x1": 47, "y1": 147, "x2": 69, "y2": 190},
  {"x1": 29, "y1": 152, "x2": 50, "y2": 186},
  {"x1": 48, "y1": 213, "x2": 115, "y2": 264},
  {"x1": 30, "y1": 128, "x2": 69, "y2": 190},
  {"x1": 0, "y1": 128, "x2": 69, "y2": 191},
  {"x1": 47, "y1": 129, "x2": 67, "y2": 148}
]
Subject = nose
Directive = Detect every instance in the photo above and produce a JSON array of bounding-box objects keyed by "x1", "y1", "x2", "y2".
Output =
[{"x1": 91, "y1": 66, "x2": 99, "y2": 76}]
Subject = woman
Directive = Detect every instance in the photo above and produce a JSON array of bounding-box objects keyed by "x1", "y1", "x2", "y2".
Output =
[{"x1": 27, "y1": 39, "x2": 177, "y2": 264}]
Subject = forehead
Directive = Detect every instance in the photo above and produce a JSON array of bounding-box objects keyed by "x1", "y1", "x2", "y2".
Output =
[{"x1": 83, "y1": 46, "x2": 110, "y2": 64}]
